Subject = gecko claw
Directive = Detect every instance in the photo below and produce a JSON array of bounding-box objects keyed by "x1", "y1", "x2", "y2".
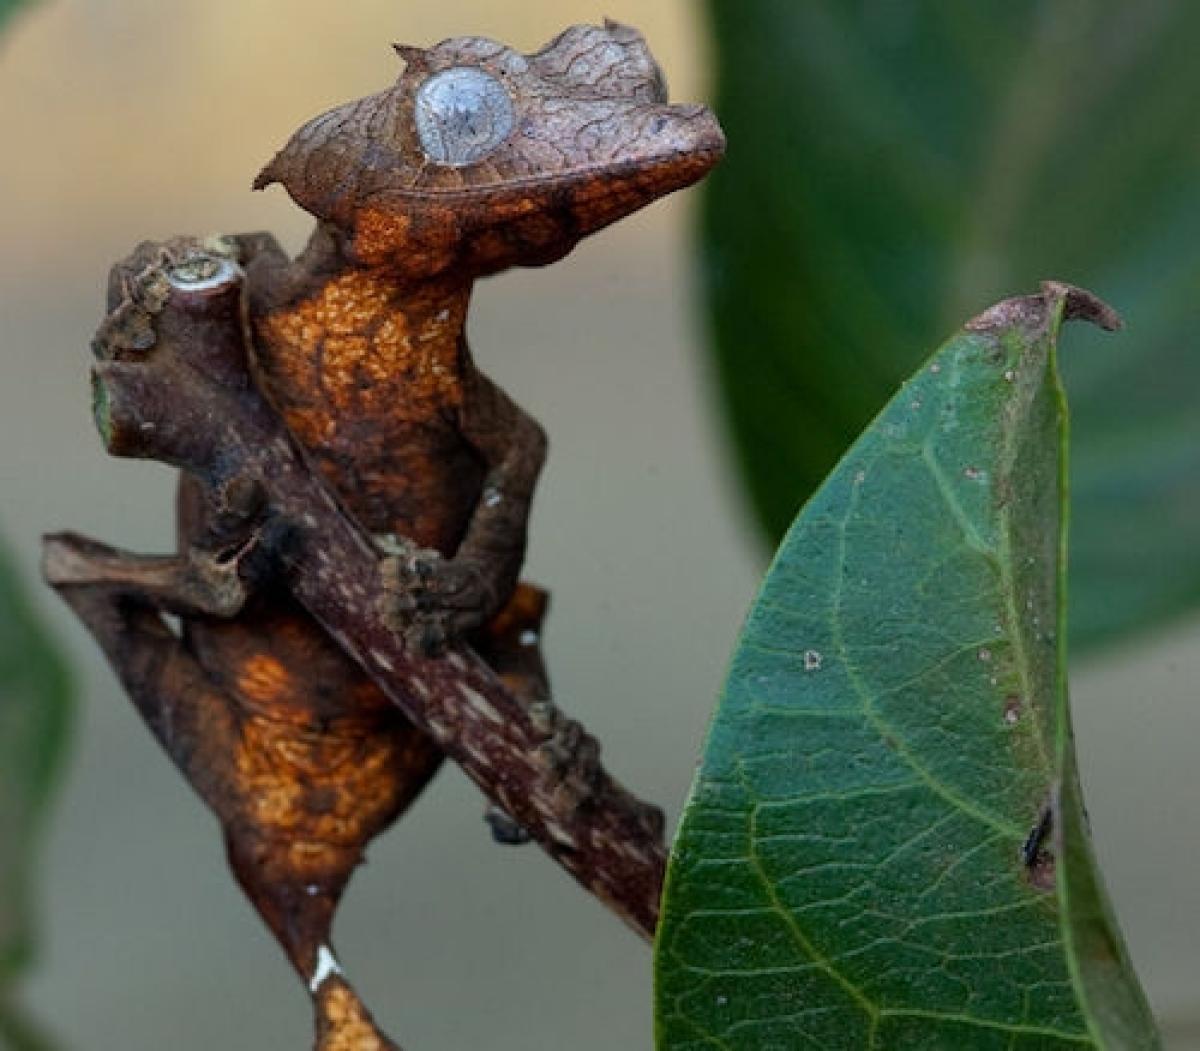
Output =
[{"x1": 484, "y1": 804, "x2": 533, "y2": 846}]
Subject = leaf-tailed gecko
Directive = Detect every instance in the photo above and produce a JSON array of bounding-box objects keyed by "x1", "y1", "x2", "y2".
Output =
[{"x1": 46, "y1": 22, "x2": 723, "y2": 1049}]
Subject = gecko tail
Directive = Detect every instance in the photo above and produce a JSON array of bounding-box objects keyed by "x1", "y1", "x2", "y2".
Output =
[{"x1": 313, "y1": 973, "x2": 403, "y2": 1051}]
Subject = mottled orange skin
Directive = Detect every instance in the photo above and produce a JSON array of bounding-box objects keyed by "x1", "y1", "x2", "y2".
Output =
[
  {"x1": 253, "y1": 266, "x2": 479, "y2": 550},
  {"x1": 177, "y1": 580, "x2": 438, "y2": 964},
  {"x1": 315, "y1": 979, "x2": 400, "y2": 1051}
]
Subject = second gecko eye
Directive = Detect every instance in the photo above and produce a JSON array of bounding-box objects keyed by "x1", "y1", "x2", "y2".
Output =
[{"x1": 414, "y1": 67, "x2": 516, "y2": 166}]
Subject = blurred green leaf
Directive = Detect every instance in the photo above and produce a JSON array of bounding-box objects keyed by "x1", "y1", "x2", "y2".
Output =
[
  {"x1": 0, "y1": 0, "x2": 34, "y2": 35},
  {"x1": 702, "y1": 0, "x2": 1200, "y2": 649},
  {"x1": 655, "y1": 286, "x2": 1157, "y2": 1048},
  {"x1": 0, "y1": 539, "x2": 71, "y2": 1042},
  {"x1": 0, "y1": 1000, "x2": 56, "y2": 1051},
  {"x1": 2, "y1": 11, "x2": 63, "y2": 1051}
]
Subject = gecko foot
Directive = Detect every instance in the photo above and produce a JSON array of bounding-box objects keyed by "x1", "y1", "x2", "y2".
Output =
[{"x1": 379, "y1": 537, "x2": 498, "y2": 655}]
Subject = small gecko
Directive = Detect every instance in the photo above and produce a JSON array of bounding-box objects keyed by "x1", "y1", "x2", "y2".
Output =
[{"x1": 50, "y1": 22, "x2": 722, "y2": 1049}]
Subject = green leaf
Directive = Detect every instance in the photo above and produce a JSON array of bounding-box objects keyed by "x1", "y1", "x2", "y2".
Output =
[
  {"x1": 0, "y1": 14, "x2": 64, "y2": 1048},
  {"x1": 0, "y1": 0, "x2": 34, "y2": 36},
  {"x1": 701, "y1": 0, "x2": 1200, "y2": 649},
  {"x1": 0, "y1": 539, "x2": 71, "y2": 1027},
  {"x1": 654, "y1": 285, "x2": 1158, "y2": 1049},
  {"x1": 0, "y1": 999, "x2": 56, "y2": 1051}
]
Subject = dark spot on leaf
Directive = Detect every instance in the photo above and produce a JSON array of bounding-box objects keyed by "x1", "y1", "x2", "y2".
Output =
[
  {"x1": 1026, "y1": 851, "x2": 1056, "y2": 892},
  {"x1": 1022, "y1": 805, "x2": 1055, "y2": 892}
]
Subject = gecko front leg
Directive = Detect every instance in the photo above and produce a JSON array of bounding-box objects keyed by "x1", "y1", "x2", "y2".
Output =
[{"x1": 383, "y1": 370, "x2": 547, "y2": 654}]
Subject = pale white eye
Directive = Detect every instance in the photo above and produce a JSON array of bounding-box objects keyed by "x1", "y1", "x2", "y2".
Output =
[
  {"x1": 414, "y1": 67, "x2": 515, "y2": 166},
  {"x1": 166, "y1": 255, "x2": 241, "y2": 292}
]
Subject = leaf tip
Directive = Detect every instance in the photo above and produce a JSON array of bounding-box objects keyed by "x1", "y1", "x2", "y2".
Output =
[
  {"x1": 1041, "y1": 280, "x2": 1123, "y2": 332},
  {"x1": 965, "y1": 282, "x2": 1123, "y2": 337}
]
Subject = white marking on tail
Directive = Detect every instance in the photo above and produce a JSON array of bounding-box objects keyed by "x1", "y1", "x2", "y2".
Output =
[{"x1": 309, "y1": 945, "x2": 343, "y2": 993}]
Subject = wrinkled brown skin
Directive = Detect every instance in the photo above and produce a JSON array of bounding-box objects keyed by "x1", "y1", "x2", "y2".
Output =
[{"x1": 45, "y1": 22, "x2": 722, "y2": 1050}]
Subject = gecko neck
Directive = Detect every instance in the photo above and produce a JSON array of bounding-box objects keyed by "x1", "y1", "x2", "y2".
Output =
[
  {"x1": 255, "y1": 224, "x2": 477, "y2": 435},
  {"x1": 299, "y1": 221, "x2": 474, "y2": 369},
  {"x1": 251, "y1": 223, "x2": 488, "y2": 547}
]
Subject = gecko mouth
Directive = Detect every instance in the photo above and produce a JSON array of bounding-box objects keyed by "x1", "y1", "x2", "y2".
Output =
[{"x1": 373, "y1": 140, "x2": 725, "y2": 204}]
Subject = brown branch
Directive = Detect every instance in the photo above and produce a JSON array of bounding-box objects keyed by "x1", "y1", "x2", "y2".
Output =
[{"x1": 53, "y1": 237, "x2": 667, "y2": 939}]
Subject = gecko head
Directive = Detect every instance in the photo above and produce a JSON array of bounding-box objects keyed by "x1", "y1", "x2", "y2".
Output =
[{"x1": 254, "y1": 22, "x2": 725, "y2": 278}]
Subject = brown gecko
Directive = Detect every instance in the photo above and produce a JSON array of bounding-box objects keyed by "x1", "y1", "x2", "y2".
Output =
[{"x1": 46, "y1": 22, "x2": 722, "y2": 1050}]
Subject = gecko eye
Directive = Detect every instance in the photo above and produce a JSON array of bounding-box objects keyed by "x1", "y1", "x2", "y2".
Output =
[
  {"x1": 414, "y1": 67, "x2": 516, "y2": 166},
  {"x1": 166, "y1": 254, "x2": 241, "y2": 293}
]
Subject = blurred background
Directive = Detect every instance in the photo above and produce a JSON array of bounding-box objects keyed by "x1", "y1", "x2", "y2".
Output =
[{"x1": 0, "y1": 1, "x2": 1196, "y2": 1048}]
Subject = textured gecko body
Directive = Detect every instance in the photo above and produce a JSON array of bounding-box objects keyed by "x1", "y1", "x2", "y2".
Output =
[
  {"x1": 55, "y1": 22, "x2": 722, "y2": 1050},
  {"x1": 171, "y1": 241, "x2": 496, "y2": 977}
]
